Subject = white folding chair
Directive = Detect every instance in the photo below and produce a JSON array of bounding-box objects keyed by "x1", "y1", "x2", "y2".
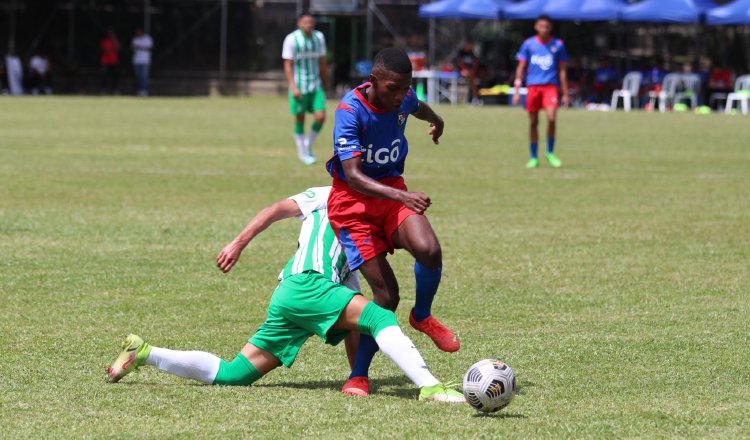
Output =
[
  {"x1": 674, "y1": 73, "x2": 701, "y2": 109},
  {"x1": 610, "y1": 72, "x2": 642, "y2": 112},
  {"x1": 724, "y1": 74, "x2": 750, "y2": 115},
  {"x1": 648, "y1": 73, "x2": 681, "y2": 113}
]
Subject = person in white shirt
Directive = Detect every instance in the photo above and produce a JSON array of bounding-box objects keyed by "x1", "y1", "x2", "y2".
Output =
[
  {"x1": 29, "y1": 53, "x2": 52, "y2": 95},
  {"x1": 131, "y1": 28, "x2": 153, "y2": 96}
]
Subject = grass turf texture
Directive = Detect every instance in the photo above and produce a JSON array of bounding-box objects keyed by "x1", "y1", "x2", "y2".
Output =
[{"x1": 1, "y1": 96, "x2": 749, "y2": 438}]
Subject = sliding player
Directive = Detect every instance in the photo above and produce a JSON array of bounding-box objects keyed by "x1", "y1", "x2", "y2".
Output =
[
  {"x1": 106, "y1": 186, "x2": 463, "y2": 403},
  {"x1": 326, "y1": 48, "x2": 460, "y2": 397}
]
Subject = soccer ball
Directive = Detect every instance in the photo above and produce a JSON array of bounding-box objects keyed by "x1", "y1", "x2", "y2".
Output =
[{"x1": 463, "y1": 359, "x2": 516, "y2": 412}]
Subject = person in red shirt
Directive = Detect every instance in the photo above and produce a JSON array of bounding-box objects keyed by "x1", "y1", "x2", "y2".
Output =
[{"x1": 100, "y1": 28, "x2": 120, "y2": 95}]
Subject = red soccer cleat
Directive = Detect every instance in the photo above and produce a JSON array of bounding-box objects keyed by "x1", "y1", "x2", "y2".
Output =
[
  {"x1": 342, "y1": 376, "x2": 369, "y2": 396},
  {"x1": 409, "y1": 309, "x2": 461, "y2": 353}
]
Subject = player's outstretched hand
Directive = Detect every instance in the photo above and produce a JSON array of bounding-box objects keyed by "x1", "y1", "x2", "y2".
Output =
[
  {"x1": 562, "y1": 94, "x2": 571, "y2": 108},
  {"x1": 216, "y1": 241, "x2": 244, "y2": 273},
  {"x1": 429, "y1": 121, "x2": 444, "y2": 145},
  {"x1": 400, "y1": 191, "x2": 432, "y2": 215}
]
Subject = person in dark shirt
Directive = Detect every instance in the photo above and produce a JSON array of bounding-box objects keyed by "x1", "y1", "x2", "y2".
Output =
[{"x1": 455, "y1": 40, "x2": 480, "y2": 104}]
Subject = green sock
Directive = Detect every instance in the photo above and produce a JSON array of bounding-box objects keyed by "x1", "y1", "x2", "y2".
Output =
[
  {"x1": 212, "y1": 354, "x2": 263, "y2": 386},
  {"x1": 356, "y1": 301, "x2": 399, "y2": 339},
  {"x1": 311, "y1": 121, "x2": 323, "y2": 133},
  {"x1": 294, "y1": 122, "x2": 304, "y2": 135}
]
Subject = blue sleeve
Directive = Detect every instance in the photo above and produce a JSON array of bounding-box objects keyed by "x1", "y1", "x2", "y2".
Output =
[
  {"x1": 333, "y1": 104, "x2": 361, "y2": 161},
  {"x1": 405, "y1": 88, "x2": 420, "y2": 115},
  {"x1": 516, "y1": 40, "x2": 529, "y2": 62}
]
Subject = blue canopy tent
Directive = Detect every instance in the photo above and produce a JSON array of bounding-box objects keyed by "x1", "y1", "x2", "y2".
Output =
[
  {"x1": 706, "y1": 0, "x2": 750, "y2": 24},
  {"x1": 503, "y1": 0, "x2": 550, "y2": 20},
  {"x1": 542, "y1": 0, "x2": 629, "y2": 21},
  {"x1": 457, "y1": 0, "x2": 511, "y2": 20},
  {"x1": 620, "y1": 0, "x2": 717, "y2": 23},
  {"x1": 418, "y1": 0, "x2": 470, "y2": 19}
]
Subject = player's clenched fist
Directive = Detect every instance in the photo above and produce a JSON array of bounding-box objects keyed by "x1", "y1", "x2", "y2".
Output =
[{"x1": 399, "y1": 191, "x2": 431, "y2": 215}]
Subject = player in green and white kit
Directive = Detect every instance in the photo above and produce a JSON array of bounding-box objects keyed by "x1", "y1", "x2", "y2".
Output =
[
  {"x1": 282, "y1": 12, "x2": 329, "y2": 165},
  {"x1": 106, "y1": 187, "x2": 464, "y2": 402}
]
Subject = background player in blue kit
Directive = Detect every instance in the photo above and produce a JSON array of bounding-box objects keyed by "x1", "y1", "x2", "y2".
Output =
[
  {"x1": 325, "y1": 48, "x2": 460, "y2": 396},
  {"x1": 513, "y1": 15, "x2": 570, "y2": 169}
]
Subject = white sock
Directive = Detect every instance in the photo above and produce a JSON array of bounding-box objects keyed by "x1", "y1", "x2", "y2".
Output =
[
  {"x1": 293, "y1": 134, "x2": 306, "y2": 159},
  {"x1": 305, "y1": 131, "x2": 319, "y2": 157},
  {"x1": 146, "y1": 346, "x2": 221, "y2": 384},
  {"x1": 374, "y1": 326, "x2": 440, "y2": 388}
]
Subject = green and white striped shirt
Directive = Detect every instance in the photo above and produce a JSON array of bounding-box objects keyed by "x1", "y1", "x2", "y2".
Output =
[
  {"x1": 281, "y1": 29, "x2": 327, "y2": 95},
  {"x1": 278, "y1": 187, "x2": 358, "y2": 289}
]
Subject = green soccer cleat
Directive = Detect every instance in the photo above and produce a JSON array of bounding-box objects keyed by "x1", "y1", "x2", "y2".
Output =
[
  {"x1": 545, "y1": 152, "x2": 562, "y2": 168},
  {"x1": 106, "y1": 334, "x2": 151, "y2": 383},
  {"x1": 526, "y1": 158, "x2": 539, "y2": 169},
  {"x1": 419, "y1": 382, "x2": 466, "y2": 403}
]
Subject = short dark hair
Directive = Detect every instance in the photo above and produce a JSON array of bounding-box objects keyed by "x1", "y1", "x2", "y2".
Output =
[
  {"x1": 536, "y1": 14, "x2": 552, "y2": 23},
  {"x1": 373, "y1": 48, "x2": 412, "y2": 75},
  {"x1": 298, "y1": 10, "x2": 313, "y2": 19}
]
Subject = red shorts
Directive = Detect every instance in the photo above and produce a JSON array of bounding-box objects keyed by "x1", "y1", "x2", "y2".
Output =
[
  {"x1": 526, "y1": 85, "x2": 560, "y2": 112},
  {"x1": 327, "y1": 176, "x2": 417, "y2": 270}
]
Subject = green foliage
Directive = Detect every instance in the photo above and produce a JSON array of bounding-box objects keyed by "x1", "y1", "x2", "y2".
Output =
[{"x1": 1, "y1": 97, "x2": 749, "y2": 438}]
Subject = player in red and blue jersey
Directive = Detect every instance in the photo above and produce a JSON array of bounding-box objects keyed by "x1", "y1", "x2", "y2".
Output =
[
  {"x1": 513, "y1": 15, "x2": 569, "y2": 169},
  {"x1": 326, "y1": 48, "x2": 460, "y2": 397}
]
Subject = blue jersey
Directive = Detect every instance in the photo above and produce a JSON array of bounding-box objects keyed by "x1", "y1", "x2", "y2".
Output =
[
  {"x1": 515, "y1": 36, "x2": 569, "y2": 86},
  {"x1": 326, "y1": 82, "x2": 420, "y2": 182}
]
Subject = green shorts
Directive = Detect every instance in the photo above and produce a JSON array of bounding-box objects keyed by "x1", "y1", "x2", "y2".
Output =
[
  {"x1": 249, "y1": 271, "x2": 359, "y2": 367},
  {"x1": 289, "y1": 88, "x2": 326, "y2": 115}
]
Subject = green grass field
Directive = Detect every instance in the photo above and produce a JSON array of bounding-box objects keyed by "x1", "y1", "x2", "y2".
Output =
[{"x1": 1, "y1": 96, "x2": 749, "y2": 438}]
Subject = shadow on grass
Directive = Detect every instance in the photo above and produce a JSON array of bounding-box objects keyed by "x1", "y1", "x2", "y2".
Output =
[
  {"x1": 471, "y1": 412, "x2": 526, "y2": 419},
  {"x1": 256, "y1": 375, "x2": 416, "y2": 399}
]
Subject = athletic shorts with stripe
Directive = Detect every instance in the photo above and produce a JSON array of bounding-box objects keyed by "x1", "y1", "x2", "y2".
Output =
[{"x1": 327, "y1": 176, "x2": 418, "y2": 271}]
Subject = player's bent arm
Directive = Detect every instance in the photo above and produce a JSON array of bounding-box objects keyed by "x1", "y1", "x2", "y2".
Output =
[
  {"x1": 341, "y1": 158, "x2": 432, "y2": 214},
  {"x1": 559, "y1": 61, "x2": 570, "y2": 106},
  {"x1": 515, "y1": 60, "x2": 527, "y2": 85},
  {"x1": 319, "y1": 56, "x2": 330, "y2": 91},
  {"x1": 283, "y1": 60, "x2": 298, "y2": 95},
  {"x1": 216, "y1": 199, "x2": 303, "y2": 273},
  {"x1": 412, "y1": 101, "x2": 444, "y2": 145}
]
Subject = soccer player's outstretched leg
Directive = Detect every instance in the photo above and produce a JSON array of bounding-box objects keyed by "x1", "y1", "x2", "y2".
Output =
[
  {"x1": 106, "y1": 187, "x2": 463, "y2": 403},
  {"x1": 513, "y1": 15, "x2": 569, "y2": 168},
  {"x1": 326, "y1": 48, "x2": 460, "y2": 396}
]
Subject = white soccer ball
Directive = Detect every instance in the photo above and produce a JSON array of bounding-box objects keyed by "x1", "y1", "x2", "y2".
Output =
[{"x1": 463, "y1": 359, "x2": 516, "y2": 412}]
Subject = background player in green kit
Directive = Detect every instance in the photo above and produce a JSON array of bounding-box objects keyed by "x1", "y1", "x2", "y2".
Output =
[
  {"x1": 106, "y1": 187, "x2": 464, "y2": 403},
  {"x1": 282, "y1": 12, "x2": 329, "y2": 166}
]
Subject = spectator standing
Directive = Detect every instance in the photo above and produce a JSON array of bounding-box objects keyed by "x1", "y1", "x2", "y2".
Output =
[
  {"x1": 282, "y1": 12, "x2": 329, "y2": 165},
  {"x1": 131, "y1": 28, "x2": 153, "y2": 96},
  {"x1": 455, "y1": 40, "x2": 480, "y2": 104},
  {"x1": 28, "y1": 52, "x2": 52, "y2": 95},
  {"x1": 100, "y1": 28, "x2": 120, "y2": 94}
]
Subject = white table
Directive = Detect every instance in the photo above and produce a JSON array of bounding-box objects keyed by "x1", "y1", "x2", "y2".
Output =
[{"x1": 412, "y1": 70, "x2": 463, "y2": 105}]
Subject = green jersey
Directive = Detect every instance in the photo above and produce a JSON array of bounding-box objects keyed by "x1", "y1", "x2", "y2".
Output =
[
  {"x1": 279, "y1": 187, "x2": 357, "y2": 289},
  {"x1": 281, "y1": 29, "x2": 327, "y2": 95}
]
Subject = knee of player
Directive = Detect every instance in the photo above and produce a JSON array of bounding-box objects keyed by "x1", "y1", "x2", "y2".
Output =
[
  {"x1": 315, "y1": 114, "x2": 326, "y2": 124},
  {"x1": 547, "y1": 115, "x2": 557, "y2": 124},
  {"x1": 418, "y1": 245, "x2": 442, "y2": 268}
]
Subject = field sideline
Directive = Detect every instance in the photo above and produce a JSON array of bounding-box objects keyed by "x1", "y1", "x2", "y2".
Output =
[{"x1": 1, "y1": 96, "x2": 749, "y2": 438}]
